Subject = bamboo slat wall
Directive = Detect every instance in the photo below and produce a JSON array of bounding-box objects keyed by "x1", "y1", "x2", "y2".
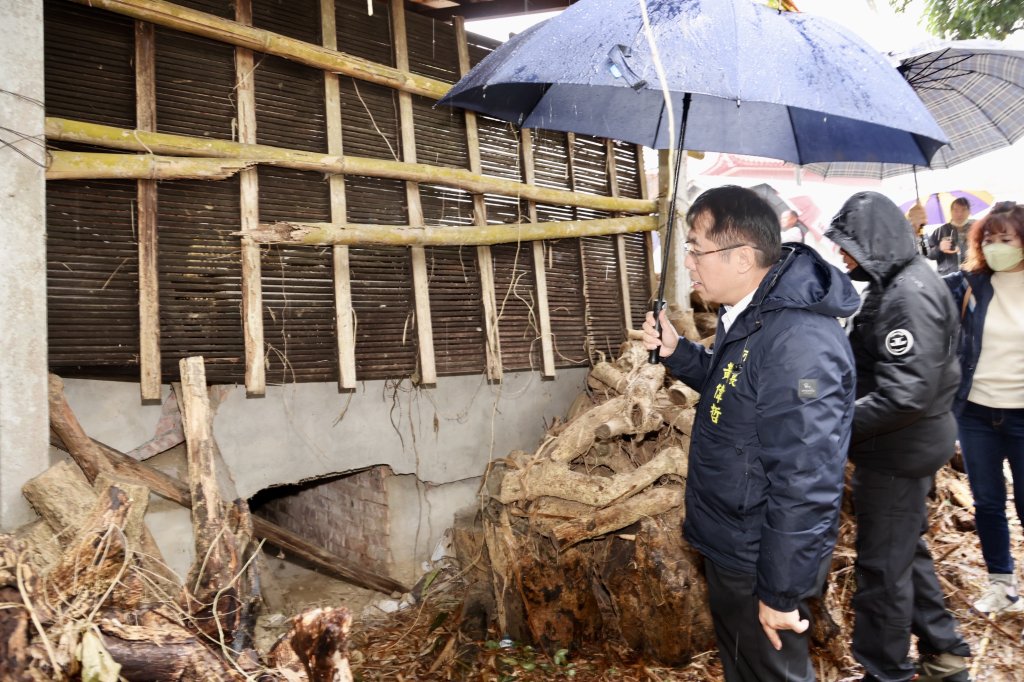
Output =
[{"x1": 43, "y1": 0, "x2": 653, "y2": 388}]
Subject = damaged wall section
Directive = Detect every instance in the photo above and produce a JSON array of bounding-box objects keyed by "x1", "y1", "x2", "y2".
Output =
[{"x1": 56, "y1": 369, "x2": 587, "y2": 581}]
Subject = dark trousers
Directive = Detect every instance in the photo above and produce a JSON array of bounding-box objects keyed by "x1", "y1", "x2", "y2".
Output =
[
  {"x1": 705, "y1": 557, "x2": 828, "y2": 682},
  {"x1": 958, "y1": 402, "x2": 1024, "y2": 575},
  {"x1": 851, "y1": 467, "x2": 970, "y2": 682}
]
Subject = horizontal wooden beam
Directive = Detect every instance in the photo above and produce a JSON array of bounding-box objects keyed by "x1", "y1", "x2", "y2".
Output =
[
  {"x1": 46, "y1": 118, "x2": 657, "y2": 215},
  {"x1": 46, "y1": 151, "x2": 251, "y2": 180},
  {"x1": 70, "y1": 0, "x2": 449, "y2": 100},
  {"x1": 246, "y1": 215, "x2": 657, "y2": 246}
]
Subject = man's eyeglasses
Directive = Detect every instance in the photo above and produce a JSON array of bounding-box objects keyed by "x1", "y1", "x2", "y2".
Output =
[{"x1": 683, "y1": 243, "x2": 751, "y2": 259}]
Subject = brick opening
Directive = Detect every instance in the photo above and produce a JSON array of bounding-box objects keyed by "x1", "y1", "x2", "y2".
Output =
[{"x1": 250, "y1": 465, "x2": 392, "y2": 575}]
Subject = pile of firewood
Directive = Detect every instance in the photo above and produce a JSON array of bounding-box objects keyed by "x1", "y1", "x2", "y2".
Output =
[{"x1": 0, "y1": 358, "x2": 370, "y2": 681}]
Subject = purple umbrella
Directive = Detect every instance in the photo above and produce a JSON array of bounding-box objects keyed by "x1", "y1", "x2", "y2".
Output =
[{"x1": 898, "y1": 190, "x2": 994, "y2": 225}]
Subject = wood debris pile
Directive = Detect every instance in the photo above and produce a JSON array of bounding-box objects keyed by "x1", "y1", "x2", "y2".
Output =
[{"x1": 0, "y1": 357, "x2": 387, "y2": 681}]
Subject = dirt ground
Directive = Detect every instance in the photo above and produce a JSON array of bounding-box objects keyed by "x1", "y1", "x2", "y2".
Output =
[{"x1": 259, "y1": 474, "x2": 1024, "y2": 682}]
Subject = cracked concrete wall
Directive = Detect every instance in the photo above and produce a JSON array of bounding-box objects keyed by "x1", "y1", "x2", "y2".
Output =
[
  {"x1": 57, "y1": 369, "x2": 586, "y2": 581},
  {"x1": 0, "y1": 0, "x2": 49, "y2": 531}
]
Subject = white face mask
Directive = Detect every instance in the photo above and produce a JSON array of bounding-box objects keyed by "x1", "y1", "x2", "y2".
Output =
[{"x1": 982, "y1": 242, "x2": 1024, "y2": 272}]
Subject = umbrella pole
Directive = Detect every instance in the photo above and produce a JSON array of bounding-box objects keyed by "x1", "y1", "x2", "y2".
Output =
[{"x1": 649, "y1": 93, "x2": 691, "y2": 364}]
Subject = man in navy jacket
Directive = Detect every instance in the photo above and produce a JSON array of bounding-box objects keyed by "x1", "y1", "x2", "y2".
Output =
[{"x1": 643, "y1": 186, "x2": 858, "y2": 682}]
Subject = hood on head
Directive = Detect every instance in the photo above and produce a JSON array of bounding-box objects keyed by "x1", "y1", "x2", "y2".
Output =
[
  {"x1": 825, "y1": 191, "x2": 918, "y2": 284},
  {"x1": 755, "y1": 243, "x2": 860, "y2": 320}
]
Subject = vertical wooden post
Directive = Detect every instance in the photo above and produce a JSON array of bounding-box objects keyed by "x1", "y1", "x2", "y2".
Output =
[
  {"x1": 455, "y1": 17, "x2": 501, "y2": 382},
  {"x1": 235, "y1": 0, "x2": 266, "y2": 396},
  {"x1": 566, "y1": 133, "x2": 591, "y2": 357},
  {"x1": 322, "y1": 0, "x2": 357, "y2": 390},
  {"x1": 657, "y1": 149, "x2": 690, "y2": 313},
  {"x1": 135, "y1": 20, "x2": 161, "y2": 403},
  {"x1": 607, "y1": 140, "x2": 633, "y2": 332},
  {"x1": 520, "y1": 129, "x2": 555, "y2": 377},
  {"x1": 391, "y1": 0, "x2": 436, "y2": 385},
  {"x1": 635, "y1": 144, "x2": 658, "y2": 300}
]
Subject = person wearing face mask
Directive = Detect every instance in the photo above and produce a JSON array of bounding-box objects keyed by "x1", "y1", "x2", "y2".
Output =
[
  {"x1": 927, "y1": 197, "x2": 973, "y2": 275},
  {"x1": 943, "y1": 202, "x2": 1024, "y2": 617}
]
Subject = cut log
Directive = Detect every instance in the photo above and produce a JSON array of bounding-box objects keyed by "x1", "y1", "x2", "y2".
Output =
[
  {"x1": 287, "y1": 607, "x2": 353, "y2": 682},
  {"x1": 515, "y1": 546, "x2": 602, "y2": 654},
  {"x1": 98, "y1": 614, "x2": 246, "y2": 681},
  {"x1": 482, "y1": 506, "x2": 530, "y2": 643},
  {"x1": 177, "y1": 356, "x2": 253, "y2": 647},
  {"x1": 600, "y1": 512, "x2": 715, "y2": 666},
  {"x1": 41, "y1": 482, "x2": 148, "y2": 621},
  {"x1": 48, "y1": 374, "x2": 113, "y2": 482},
  {"x1": 498, "y1": 446, "x2": 687, "y2": 506},
  {"x1": 551, "y1": 486, "x2": 684, "y2": 547}
]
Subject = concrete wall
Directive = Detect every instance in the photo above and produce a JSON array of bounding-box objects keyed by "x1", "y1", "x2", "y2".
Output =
[
  {"x1": 0, "y1": 0, "x2": 49, "y2": 530},
  {"x1": 59, "y1": 369, "x2": 586, "y2": 580}
]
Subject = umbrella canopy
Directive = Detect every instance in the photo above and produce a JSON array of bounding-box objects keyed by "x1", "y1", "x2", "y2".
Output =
[
  {"x1": 898, "y1": 189, "x2": 995, "y2": 226},
  {"x1": 802, "y1": 40, "x2": 1024, "y2": 179},
  {"x1": 439, "y1": 0, "x2": 947, "y2": 164}
]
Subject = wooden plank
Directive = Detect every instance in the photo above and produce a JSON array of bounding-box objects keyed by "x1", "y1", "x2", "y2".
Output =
[
  {"x1": 521, "y1": 129, "x2": 555, "y2": 377},
  {"x1": 456, "y1": 17, "x2": 501, "y2": 381},
  {"x1": 322, "y1": 0, "x2": 356, "y2": 391},
  {"x1": 236, "y1": 0, "x2": 265, "y2": 397},
  {"x1": 46, "y1": 118, "x2": 658, "y2": 215},
  {"x1": 136, "y1": 20, "x2": 161, "y2": 402},
  {"x1": 68, "y1": 0, "x2": 449, "y2": 100},
  {"x1": 392, "y1": 0, "x2": 435, "y2": 386},
  {"x1": 608, "y1": 140, "x2": 632, "y2": 332}
]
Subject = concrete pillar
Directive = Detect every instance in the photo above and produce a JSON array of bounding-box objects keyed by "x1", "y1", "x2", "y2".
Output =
[{"x1": 0, "y1": 0, "x2": 49, "y2": 529}]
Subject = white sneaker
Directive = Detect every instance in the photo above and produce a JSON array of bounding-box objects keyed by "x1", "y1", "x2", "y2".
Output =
[{"x1": 973, "y1": 580, "x2": 1024, "y2": 615}]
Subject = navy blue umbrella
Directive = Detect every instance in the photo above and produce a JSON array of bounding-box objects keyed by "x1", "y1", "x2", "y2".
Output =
[
  {"x1": 440, "y1": 0, "x2": 947, "y2": 164},
  {"x1": 439, "y1": 0, "x2": 948, "y2": 359}
]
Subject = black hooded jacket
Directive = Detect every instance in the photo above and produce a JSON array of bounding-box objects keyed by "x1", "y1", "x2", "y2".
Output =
[
  {"x1": 826, "y1": 192, "x2": 961, "y2": 477},
  {"x1": 662, "y1": 243, "x2": 858, "y2": 612}
]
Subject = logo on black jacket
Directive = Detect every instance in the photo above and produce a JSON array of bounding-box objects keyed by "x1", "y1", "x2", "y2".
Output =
[{"x1": 884, "y1": 329, "x2": 914, "y2": 356}]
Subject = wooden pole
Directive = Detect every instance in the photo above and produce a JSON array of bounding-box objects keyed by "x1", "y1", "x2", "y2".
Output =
[
  {"x1": 247, "y1": 215, "x2": 656, "y2": 246},
  {"x1": 45, "y1": 118, "x2": 657, "y2": 215},
  {"x1": 392, "y1": 0, "x2": 436, "y2": 386},
  {"x1": 236, "y1": 0, "x2": 266, "y2": 397},
  {"x1": 521, "y1": 129, "x2": 556, "y2": 377},
  {"x1": 68, "y1": 0, "x2": 448, "y2": 100},
  {"x1": 136, "y1": 20, "x2": 161, "y2": 403},
  {"x1": 321, "y1": 0, "x2": 357, "y2": 391},
  {"x1": 607, "y1": 140, "x2": 633, "y2": 332},
  {"x1": 455, "y1": 17, "x2": 501, "y2": 382},
  {"x1": 46, "y1": 151, "x2": 251, "y2": 180}
]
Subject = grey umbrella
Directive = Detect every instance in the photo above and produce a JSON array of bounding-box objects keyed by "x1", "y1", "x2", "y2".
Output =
[{"x1": 803, "y1": 39, "x2": 1024, "y2": 179}]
